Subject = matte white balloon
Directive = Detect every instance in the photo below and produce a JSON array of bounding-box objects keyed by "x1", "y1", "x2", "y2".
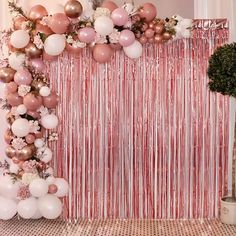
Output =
[
  {"x1": 44, "y1": 34, "x2": 66, "y2": 56},
  {"x1": 31, "y1": 207, "x2": 42, "y2": 219},
  {"x1": 0, "y1": 196, "x2": 17, "y2": 220},
  {"x1": 39, "y1": 86, "x2": 51, "y2": 97},
  {"x1": 46, "y1": 176, "x2": 56, "y2": 185},
  {"x1": 0, "y1": 175, "x2": 20, "y2": 199},
  {"x1": 54, "y1": 178, "x2": 69, "y2": 197},
  {"x1": 10, "y1": 30, "x2": 30, "y2": 49},
  {"x1": 41, "y1": 114, "x2": 59, "y2": 129},
  {"x1": 39, "y1": 147, "x2": 53, "y2": 163},
  {"x1": 17, "y1": 197, "x2": 37, "y2": 219},
  {"x1": 12, "y1": 118, "x2": 30, "y2": 137},
  {"x1": 17, "y1": 104, "x2": 27, "y2": 115},
  {"x1": 34, "y1": 138, "x2": 45, "y2": 148},
  {"x1": 38, "y1": 194, "x2": 62, "y2": 219},
  {"x1": 123, "y1": 40, "x2": 143, "y2": 59},
  {"x1": 94, "y1": 16, "x2": 114, "y2": 36},
  {"x1": 8, "y1": 53, "x2": 26, "y2": 70},
  {"x1": 29, "y1": 179, "x2": 48, "y2": 198}
]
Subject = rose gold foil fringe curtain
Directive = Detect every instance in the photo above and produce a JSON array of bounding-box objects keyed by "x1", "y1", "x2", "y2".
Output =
[{"x1": 48, "y1": 19, "x2": 229, "y2": 220}]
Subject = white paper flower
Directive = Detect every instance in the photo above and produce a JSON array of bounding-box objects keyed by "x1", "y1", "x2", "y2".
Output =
[
  {"x1": 94, "y1": 33, "x2": 107, "y2": 44},
  {"x1": 33, "y1": 34, "x2": 44, "y2": 49},
  {"x1": 37, "y1": 106, "x2": 49, "y2": 117},
  {"x1": 48, "y1": 132, "x2": 58, "y2": 142},
  {"x1": 12, "y1": 138, "x2": 27, "y2": 150},
  {"x1": 29, "y1": 120, "x2": 40, "y2": 134},
  {"x1": 93, "y1": 7, "x2": 111, "y2": 20},
  {"x1": 21, "y1": 173, "x2": 39, "y2": 185},
  {"x1": 109, "y1": 29, "x2": 120, "y2": 43},
  {"x1": 66, "y1": 35, "x2": 74, "y2": 44},
  {"x1": 40, "y1": 16, "x2": 50, "y2": 26},
  {"x1": 172, "y1": 15, "x2": 192, "y2": 39},
  {"x1": 122, "y1": 3, "x2": 138, "y2": 16},
  {"x1": 18, "y1": 85, "x2": 31, "y2": 97},
  {"x1": 73, "y1": 40, "x2": 87, "y2": 48}
]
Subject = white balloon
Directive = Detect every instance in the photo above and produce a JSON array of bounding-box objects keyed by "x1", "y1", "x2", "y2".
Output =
[
  {"x1": 34, "y1": 138, "x2": 45, "y2": 148},
  {"x1": 31, "y1": 207, "x2": 42, "y2": 219},
  {"x1": 10, "y1": 30, "x2": 30, "y2": 49},
  {"x1": 123, "y1": 40, "x2": 143, "y2": 59},
  {"x1": 39, "y1": 86, "x2": 51, "y2": 97},
  {"x1": 8, "y1": 53, "x2": 26, "y2": 70},
  {"x1": 0, "y1": 175, "x2": 20, "y2": 199},
  {"x1": 41, "y1": 114, "x2": 59, "y2": 130},
  {"x1": 17, "y1": 197, "x2": 37, "y2": 219},
  {"x1": 38, "y1": 194, "x2": 62, "y2": 219},
  {"x1": 44, "y1": 34, "x2": 66, "y2": 56},
  {"x1": 17, "y1": 104, "x2": 27, "y2": 115},
  {"x1": 0, "y1": 196, "x2": 17, "y2": 220},
  {"x1": 11, "y1": 118, "x2": 30, "y2": 137},
  {"x1": 39, "y1": 147, "x2": 53, "y2": 163},
  {"x1": 94, "y1": 16, "x2": 114, "y2": 36},
  {"x1": 54, "y1": 178, "x2": 69, "y2": 197},
  {"x1": 46, "y1": 176, "x2": 56, "y2": 185},
  {"x1": 29, "y1": 179, "x2": 48, "y2": 198}
]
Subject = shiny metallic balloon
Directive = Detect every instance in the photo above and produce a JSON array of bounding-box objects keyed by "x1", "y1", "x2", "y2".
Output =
[
  {"x1": 25, "y1": 43, "x2": 43, "y2": 59},
  {"x1": 17, "y1": 144, "x2": 36, "y2": 161},
  {"x1": 64, "y1": 0, "x2": 83, "y2": 18},
  {"x1": 0, "y1": 67, "x2": 16, "y2": 83}
]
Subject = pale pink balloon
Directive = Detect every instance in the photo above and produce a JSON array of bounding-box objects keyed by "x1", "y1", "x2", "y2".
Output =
[
  {"x1": 30, "y1": 58, "x2": 46, "y2": 72},
  {"x1": 145, "y1": 29, "x2": 155, "y2": 38},
  {"x1": 6, "y1": 82, "x2": 18, "y2": 93},
  {"x1": 77, "y1": 27, "x2": 96, "y2": 44},
  {"x1": 66, "y1": 43, "x2": 82, "y2": 58},
  {"x1": 139, "y1": 3, "x2": 157, "y2": 22},
  {"x1": 111, "y1": 7, "x2": 129, "y2": 26},
  {"x1": 14, "y1": 68, "x2": 32, "y2": 86},
  {"x1": 23, "y1": 93, "x2": 43, "y2": 111},
  {"x1": 25, "y1": 134, "x2": 36, "y2": 144},
  {"x1": 49, "y1": 13, "x2": 70, "y2": 34},
  {"x1": 7, "y1": 93, "x2": 23, "y2": 107},
  {"x1": 43, "y1": 51, "x2": 57, "y2": 61},
  {"x1": 101, "y1": 1, "x2": 118, "y2": 12},
  {"x1": 29, "y1": 5, "x2": 48, "y2": 21},
  {"x1": 93, "y1": 44, "x2": 113, "y2": 63},
  {"x1": 43, "y1": 92, "x2": 59, "y2": 109},
  {"x1": 119, "y1": 29, "x2": 135, "y2": 47}
]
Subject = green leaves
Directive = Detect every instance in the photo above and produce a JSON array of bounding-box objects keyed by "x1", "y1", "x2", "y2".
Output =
[{"x1": 207, "y1": 42, "x2": 236, "y2": 97}]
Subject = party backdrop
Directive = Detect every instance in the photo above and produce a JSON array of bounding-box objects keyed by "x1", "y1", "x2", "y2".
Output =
[{"x1": 45, "y1": 19, "x2": 230, "y2": 220}]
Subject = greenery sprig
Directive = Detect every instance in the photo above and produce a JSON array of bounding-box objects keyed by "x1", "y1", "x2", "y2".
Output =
[{"x1": 8, "y1": 0, "x2": 28, "y2": 19}]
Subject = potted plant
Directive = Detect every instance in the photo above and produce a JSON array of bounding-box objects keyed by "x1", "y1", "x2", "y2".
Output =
[{"x1": 208, "y1": 42, "x2": 236, "y2": 225}]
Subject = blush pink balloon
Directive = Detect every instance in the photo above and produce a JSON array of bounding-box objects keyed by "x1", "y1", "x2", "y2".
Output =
[
  {"x1": 66, "y1": 43, "x2": 82, "y2": 58},
  {"x1": 139, "y1": 3, "x2": 157, "y2": 22},
  {"x1": 101, "y1": 1, "x2": 118, "y2": 12},
  {"x1": 23, "y1": 93, "x2": 43, "y2": 111},
  {"x1": 6, "y1": 82, "x2": 18, "y2": 93},
  {"x1": 77, "y1": 27, "x2": 96, "y2": 44},
  {"x1": 25, "y1": 134, "x2": 36, "y2": 144},
  {"x1": 43, "y1": 92, "x2": 59, "y2": 109},
  {"x1": 43, "y1": 51, "x2": 57, "y2": 61},
  {"x1": 145, "y1": 29, "x2": 155, "y2": 38},
  {"x1": 139, "y1": 35, "x2": 148, "y2": 44},
  {"x1": 49, "y1": 13, "x2": 70, "y2": 34},
  {"x1": 119, "y1": 29, "x2": 135, "y2": 47},
  {"x1": 29, "y1": 5, "x2": 48, "y2": 21},
  {"x1": 111, "y1": 7, "x2": 129, "y2": 26},
  {"x1": 48, "y1": 184, "x2": 58, "y2": 194},
  {"x1": 30, "y1": 58, "x2": 46, "y2": 72},
  {"x1": 14, "y1": 68, "x2": 32, "y2": 86},
  {"x1": 93, "y1": 44, "x2": 113, "y2": 63},
  {"x1": 6, "y1": 93, "x2": 23, "y2": 106}
]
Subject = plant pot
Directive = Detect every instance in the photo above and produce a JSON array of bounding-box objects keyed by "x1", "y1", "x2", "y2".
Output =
[{"x1": 220, "y1": 196, "x2": 236, "y2": 225}]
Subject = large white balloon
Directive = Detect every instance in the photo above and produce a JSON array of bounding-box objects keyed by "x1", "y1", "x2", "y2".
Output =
[
  {"x1": 94, "y1": 16, "x2": 114, "y2": 36},
  {"x1": 123, "y1": 40, "x2": 143, "y2": 59},
  {"x1": 17, "y1": 197, "x2": 37, "y2": 219},
  {"x1": 0, "y1": 196, "x2": 17, "y2": 220},
  {"x1": 8, "y1": 53, "x2": 26, "y2": 70},
  {"x1": 39, "y1": 147, "x2": 53, "y2": 163},
  {"x1": 38, "y1": 194, "x2": 62, "y2": 219},
  {"x1": 11, "y1": 118, "x2": 30, "y2": 137},
  {"x1": 31, "y1": 208, "x2": 42, "y2": 219},
  {"x1": 54, "y1": 178, "x2": 69, "y2": 197},
  {"x1": 29, "y1": 179, "x2": 48, "y2": 198},
  {"x1": 44, "y1": 34, "x2": 66, "y2": 56},
  {"x1": 10, "y1": 30, "x2": 30, "y2": 49},
  {"x1": 0, "y1": 175, "x2": 20, "y2": 199},
  {"x1": 41, "y1": 114, "x2": 59, "y2": 130}
]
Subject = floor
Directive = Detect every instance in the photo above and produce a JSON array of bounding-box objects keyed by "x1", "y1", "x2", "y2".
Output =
[{"x1": 1, "y1": 218, "x2": 236, "y2": 236}]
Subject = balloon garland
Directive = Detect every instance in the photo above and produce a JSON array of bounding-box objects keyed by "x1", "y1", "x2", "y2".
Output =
[{"x1": 0, "y1": 0, "x2": 192, "y2": 221}]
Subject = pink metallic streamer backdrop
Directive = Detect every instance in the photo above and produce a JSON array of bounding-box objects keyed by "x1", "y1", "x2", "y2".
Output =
[{"x1": 48, "y1": 20, "x2": 229, "y2": 220}]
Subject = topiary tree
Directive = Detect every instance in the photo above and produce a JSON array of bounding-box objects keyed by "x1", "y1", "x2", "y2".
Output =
[{"x1": 208, "y1": 42, "x2": 236, "y2": 201}]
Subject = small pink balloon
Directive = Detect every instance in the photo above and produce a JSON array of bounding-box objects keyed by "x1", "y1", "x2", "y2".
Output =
[
  {"x1": 6, "y1": 82, "x2": 18, "y2": 93},
  {"x1": 48, "y1": 184, "x2": 58, "y2": 194},
  {"x1": 27, "y1": 110, "x2": 41, "y2": 119},
  {"x1": 49, "y1": 13, "x2": 70, "y2": 34},
  {"x1": 139, "y1": 35, "x2": 148, "y2": 44},
  {"x1": 66, "y1": 43, "x2": 82, "y2": 58},
  {"x1": 25, "y1": 134, "x2": 36, "y2": 144},
  {"x1": 30, "y1": 58, "x2": 46, "y2": 72},
  {"x1": 29, "y1": 5, "x2": 48, "y2": 21},
  {"x1": 43, "y1": 51, "x2": 57, "y2": 61},
  {"x1": 43, "y1": 92, "x2": 59, "y2": 109},
  {"x1": 119, "y1": 29, "x2": 135, "y2": 47},
  {"x1": 101, "y1": 1, "x2": 118, "y2": 12},
  {"x1": 23, "y1": 93, "x2": 43, "y2": 111},
  {"x1": 6, "y1": 93, "x2": 23, "y2": 106},
  {"x1": 145, "y1": 29, "x2": 155, "y2": 38},
  {"x1": 139, "y1": 3, "x2": 157, "y2": 22},
  {"x1": 111, "y1": 7, "x2": 129, "y2": 26},
  {"x1": 93, "y1": 44, "x2": 113, "y2": 63},
  {"x1": 14, "y1": 68, "x2": 32, "y2": 86},
  {"x1": 78, "y1": 27, "x2": 96, "y2": 44}
]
